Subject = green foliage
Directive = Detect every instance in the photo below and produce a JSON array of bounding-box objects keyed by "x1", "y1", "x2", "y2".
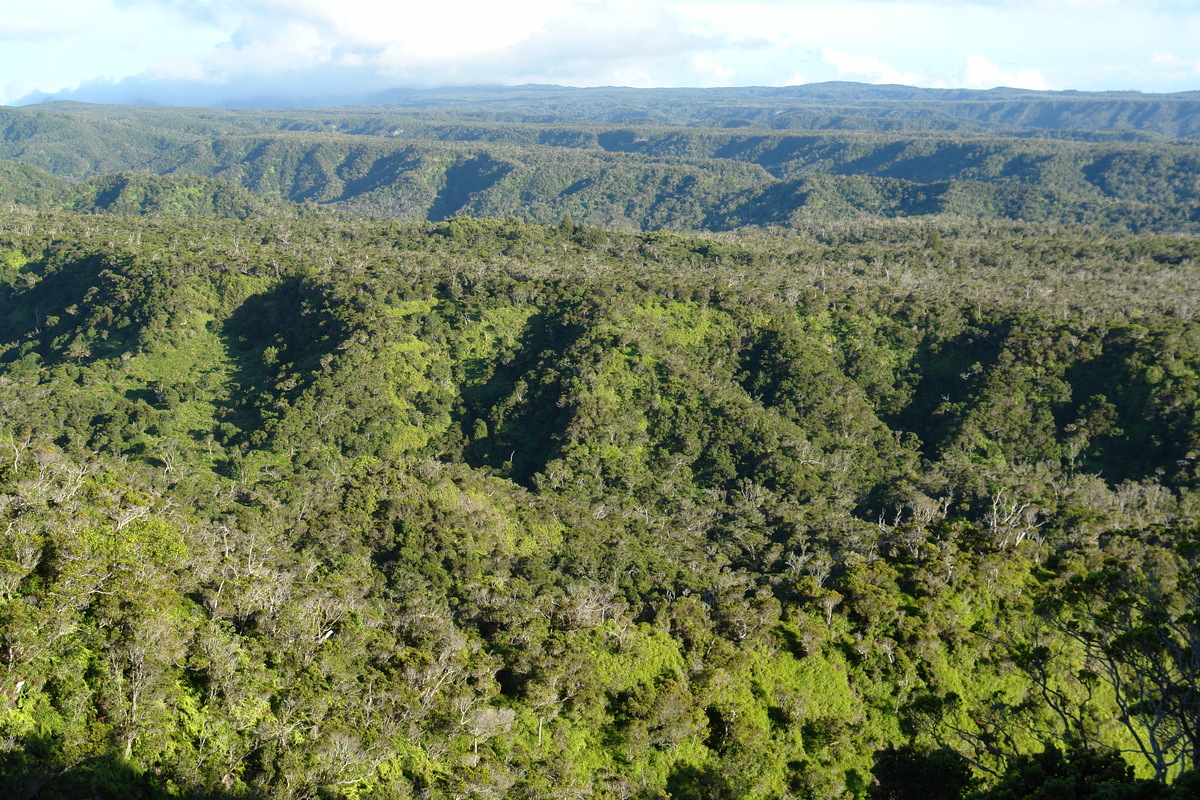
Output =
[
  {"x1": 3, "y1": 89, "x2": 1200, "y2": 232},
  {"x1": 0, "y1": 206, "x2": 1195, "y2": 798},
  {"x1": 970, "y1": 744, "x2": 1167, "y2": 800}
]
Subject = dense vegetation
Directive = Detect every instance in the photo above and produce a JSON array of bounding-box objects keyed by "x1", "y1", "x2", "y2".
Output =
[
  {"x1": 0, "y1": 206, "x2": 1196, "y2": 799},
  {"x1": 3, "y1": 84, "x2": 1200, "y2": 232},
  {"x1": 1, "y1": 83, "x2": 1199, "y2": 799}
]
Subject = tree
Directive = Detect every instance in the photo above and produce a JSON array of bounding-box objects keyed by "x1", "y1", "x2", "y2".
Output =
[
  {"x1": 1038, "y1": 538, "x2": 1200, "y2": 781},
  {"x1": 971, "y1": 743, "x2": 1164, "y2": 800}
]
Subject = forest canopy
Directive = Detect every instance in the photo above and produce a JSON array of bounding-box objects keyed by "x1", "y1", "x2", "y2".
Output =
[
  {"x1": 0, "y1": 84, "x2": 1199, "y2": 799},
  {"x1": 3, "y1": 84, "x2": 1200, "y2": 233}
]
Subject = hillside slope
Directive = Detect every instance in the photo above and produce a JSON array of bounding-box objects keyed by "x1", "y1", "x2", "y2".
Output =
[
  {"x1": 2, "y1": 85, "x2": 1199, "y2": 232},
  {"x1": 0, "y1": 210, "x2": 1198, "y2": 798}
]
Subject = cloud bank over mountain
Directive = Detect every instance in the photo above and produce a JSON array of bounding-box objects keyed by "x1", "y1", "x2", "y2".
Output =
[{"x1": 3, "y1": 0, "x2": 1197, "y2": 107}]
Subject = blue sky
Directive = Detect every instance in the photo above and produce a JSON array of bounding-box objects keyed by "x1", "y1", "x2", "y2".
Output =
[{"x1": 2, "y1": 0, "x2": 1198, "y2": 107}]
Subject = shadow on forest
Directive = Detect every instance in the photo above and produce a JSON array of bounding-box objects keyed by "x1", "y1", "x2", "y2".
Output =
[
  {"x1": 427, "y1": 154, "x2": 512, "y2": 222},
  {"x1": 883, "y1": 325, "x2": 1008, "y2": 460},
  {"x1": 659, "y1": 763, "x2": 736, "y2": 800},
  {"x1": 0, "y1": 253, "x2": 146, "y2": 364},
  {"x1": 706, "y1": 181, "x2": 806, "y2": 229},
  {"x1": 1058, "y1": 334, "x2": 1198, "y2": 486},
  {"x1": 0, "y1": 737, "x2": 240, "y2": 800},
  {"x1": 217, "y1": 276, "x2": 343, "y2": 447},
  {"x1": 459, "y1": 306, "x2": 585, "y2": 487},
  {"x1": 340, "y1": 149, "x2": 424, "y2": 199}
]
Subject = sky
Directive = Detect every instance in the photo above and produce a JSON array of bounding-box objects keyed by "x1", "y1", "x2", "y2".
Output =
[{"x1": 1, "y1": 0, "x2": 1198, "y2": 107}]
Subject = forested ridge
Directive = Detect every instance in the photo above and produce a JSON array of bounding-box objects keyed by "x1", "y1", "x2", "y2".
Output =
[
  {"x1": 1, "y1": 84, "x2": 1200, "y2": 799},
  {"x1": 0, "y1": 205, "x2": 1197, "y2": 799},
  {"x1": 3, "y1": 84, "x2": 1200, "y2": 232}
]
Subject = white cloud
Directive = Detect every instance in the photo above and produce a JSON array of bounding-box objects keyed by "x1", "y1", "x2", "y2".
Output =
[
  {"x1": 214, "y1": 18, "x2": 332, "y2": 75},
  {"x1": 7, "y1": 0, "x2": 1200, "y2": 105},
  {"x1": 953, "y1": 54, "x2": 1050, "y2": 90},
  {"x1": 0, "y1": 19, "x2": 77, "y2": 41},
  {"x1": 1151, "y1": 52, "x2": 1200, "y2": 76},
  {"x1": 822, "y1": 49, "x2": 925, "y2": 85},
  {"x1": 331, "y1": 0, "x2": 563, "y2": 56},
  {"x1": 1007, "y1": 0, "x2": 1127, "y2": 8},
  {"x1": 820, "y1": 49, "x2": 1049, "y2": 93},
  {"x1": 690, "y1": 54, "x2": 738, "y2": 86},
  {"x1": 103, "y1": 0, "x2": 729, "y2": 89}
]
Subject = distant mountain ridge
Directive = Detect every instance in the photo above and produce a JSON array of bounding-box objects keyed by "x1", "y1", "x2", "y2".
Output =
[
  {"x1": 304, "y1": 82, "x2": 1200, "y2": 139},
  {"x1": 2, "y1": 83, "x2": 1200, "y2": 231},
  {"x1": 24, "y1": 82, "x2": 1200, "y2": 139}
]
